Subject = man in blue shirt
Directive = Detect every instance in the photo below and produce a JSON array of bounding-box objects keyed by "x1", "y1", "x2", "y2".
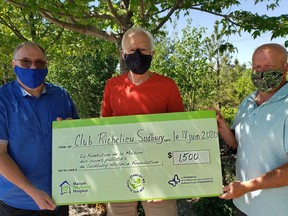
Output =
[
  {"x1": 0, "y1": 41, "x2": 79, "y2": 215},
  {"x1": 217, "y1": 43, "x2": 288, "y2": 216}
]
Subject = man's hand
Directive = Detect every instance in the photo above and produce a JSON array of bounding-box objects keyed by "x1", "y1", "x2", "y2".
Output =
[
  {"x1": 28, "y1": 187, "x2": 57, "y2": 210},
  {"x1": 219, "y1": 181, "x2": 249, "y2": 200},
  {"x1": 56, "y1": 117, "x2": 72, "y2": 121},
  {"x1": 146, "y1": 199, "x2": 163, "y2": 203}
]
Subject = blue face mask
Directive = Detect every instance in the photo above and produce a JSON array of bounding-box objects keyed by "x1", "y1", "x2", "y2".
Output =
[{"x1": 14, "y1": 65, "x2": 48, "y2": 89}]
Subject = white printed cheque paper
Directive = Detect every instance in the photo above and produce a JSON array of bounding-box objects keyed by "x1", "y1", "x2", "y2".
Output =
[{"x1": 52, "y1": 111, "x2": 222, "y2": 205}]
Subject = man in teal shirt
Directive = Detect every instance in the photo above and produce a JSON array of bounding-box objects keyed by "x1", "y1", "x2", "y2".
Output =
[{"x1": 217, "y1": 43, "x2": 288, "y2": 216}]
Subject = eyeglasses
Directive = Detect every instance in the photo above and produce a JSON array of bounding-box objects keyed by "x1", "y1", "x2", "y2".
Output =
[{"x1": 14, "y1": 58, "x2": 47, "y2": 69}]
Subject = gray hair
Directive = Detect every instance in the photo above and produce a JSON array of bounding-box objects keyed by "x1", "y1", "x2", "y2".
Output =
[
  {"x1": 121, "y1": 27, "x2": 154, "y2": 51},
  {"x1": 13, "y1": 41, "x2": 46, "y2": 59}
]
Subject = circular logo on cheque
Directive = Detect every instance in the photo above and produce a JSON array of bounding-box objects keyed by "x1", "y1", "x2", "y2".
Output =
[{"x1": 127, "y1": 174, "x2": 145, "y2": 193}]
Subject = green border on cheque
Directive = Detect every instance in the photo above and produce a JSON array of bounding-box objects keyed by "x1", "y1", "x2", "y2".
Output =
[{"x1": 53, "y1": 110, "x2": 216, "y2": 128}]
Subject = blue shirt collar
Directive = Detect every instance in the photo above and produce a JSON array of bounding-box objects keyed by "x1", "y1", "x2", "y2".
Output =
[{"x1": 14, "y1": 80, "x2": 55, "y2": 97}]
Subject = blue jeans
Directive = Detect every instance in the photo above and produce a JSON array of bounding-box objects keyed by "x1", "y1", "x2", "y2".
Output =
[{"x1": 0, "y1": 201, "x2": 68, "y2": 216}]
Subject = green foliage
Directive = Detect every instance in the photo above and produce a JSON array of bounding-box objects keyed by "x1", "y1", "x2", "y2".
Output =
[
  {"x1": 47, "y1": 37, "x2": 118, "y2": 118},
  {"x1": 152, "y1": 20, "x2": 215, "y2": 111},
  {"x1": 220, "y1": 68, "x2": 255, "y2": 124},
  {"x1": 5, "y1": 0, "x2": 288, "y2": 52},
  {"x1": 0, "y1": 0, "x2": 78, "y2": 85},
  {"x1": 0, "y1": 2, "x2": 21, "y2": 84},
  {"x1": 192, "y1": 197, "x2": 236, "y2": 216},
  {"x1": 151, "y1": 19, "x2": 254, "y2": 114},
  {"x1": 137, "y1": 202, "x2": 145, "y2": 216},
  {"x1": 226, "y1": 10, "x2": 288, "y2": 40}
]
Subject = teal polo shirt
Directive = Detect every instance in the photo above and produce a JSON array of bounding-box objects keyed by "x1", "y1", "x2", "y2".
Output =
[
  {"x1": 0, "y1": 80, "x2": 79, "y2": 210},
  {"x1": 232, "y1": 83, "x2": 288, "y2": 216}
]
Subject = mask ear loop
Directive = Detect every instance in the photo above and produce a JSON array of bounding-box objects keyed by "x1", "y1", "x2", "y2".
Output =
[{"x1": 283, "y1": 63, "x2": 288, "y2": 81}]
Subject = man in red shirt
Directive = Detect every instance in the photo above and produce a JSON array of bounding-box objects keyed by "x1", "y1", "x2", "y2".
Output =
[{"x1": 102, "y1": 27, "x2": 185, "y2": 216}]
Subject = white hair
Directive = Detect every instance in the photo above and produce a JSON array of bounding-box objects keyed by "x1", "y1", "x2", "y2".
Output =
[{"x1": 121, "y1": 27, "x2": 154, "y2": 51}]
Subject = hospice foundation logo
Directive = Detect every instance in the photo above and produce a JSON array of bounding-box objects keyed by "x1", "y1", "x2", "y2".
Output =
[
  {"x1": 127, "y1": 174, "x2": 145, "y2": 193},
  {"x1": 59, "y1": 180, "x2": 92, "y2": 195}
]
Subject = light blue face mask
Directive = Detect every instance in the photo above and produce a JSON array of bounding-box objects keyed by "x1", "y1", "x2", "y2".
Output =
[{"x1": 14, "y1": 65, "x2": 48, "y2": 89}]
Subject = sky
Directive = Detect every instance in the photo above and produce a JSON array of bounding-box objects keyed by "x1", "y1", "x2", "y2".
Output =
[{"x1": 166, "y1": 0, "x2": 288, "y2": 66}]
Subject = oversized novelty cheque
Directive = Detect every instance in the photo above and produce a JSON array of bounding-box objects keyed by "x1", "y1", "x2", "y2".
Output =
[{"x1": 52, "y1": 111, "x2": 222, "y2": 205}]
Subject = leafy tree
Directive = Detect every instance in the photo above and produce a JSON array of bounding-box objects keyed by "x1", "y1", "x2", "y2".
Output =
[
  {"x1": 201, "y1": 20, "x2": 255, "y2": 123},
  {"x1": 152, "y1": 19, "x2": 253, "y2": 113},
  {"x1": 0, "y1": 28, "x2": 15, "y2": 85},
  {"x1": 152, "y1": 20, "x2": 215, "y2": 111},
  {"x1": 222, "y1": 68, "x2": 255, "y2": 125},
  {"x1": 0, "y1": 1, "x2": 119, "y2": 117},
  {"x1": 0, "y1": 0, "x2": 67, "y2": 85},
  {"x1": 0, "y1": 3, "x2": 20, "y2": 84},
  {"x1": 204, "y1": 21, "x2": 236, "y2": 108},
  {"x1": 47, "y1": 35, "x2": 118, "y2": 118},
  {"x1": 0, "y1": 1, "x2": 66, "y2": 52},
  {"x1": 152, "y1": 19, "x2": 256, "y2": 121},
  {"x1": 5, "y1": 0, "x2": 288, "y2": 72}
]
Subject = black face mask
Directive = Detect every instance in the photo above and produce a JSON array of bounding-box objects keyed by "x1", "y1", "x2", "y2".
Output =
[{"x1": 124, "y1": 49, "x2": 152, "y2": 75}]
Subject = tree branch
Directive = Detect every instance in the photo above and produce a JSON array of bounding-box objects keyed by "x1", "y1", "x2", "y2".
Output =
[
  {"x1": 39, "y1": 11, "x2": 118, "y2": 44},
  {"x1": 140, "y1": 0, "x2": 144, "y2": 19},
  {"x1": 0, "y1": 17, "x2": 27, "y2": 41},
  {"x1": 50, "y1": 28, "x2": 64, "y2": 46},
  {"x1": 189, "y1": 6, "x2": 254, "y2": 30},
  {"x1": 152, "y1": 1, "x2": 183, "y2": 33},
  {"x1": 106, "y1": 0, "x2": 127, "y2": 29},
  {"x1": 6, "y1": 0, "x2": 115, "y2": 22}
]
